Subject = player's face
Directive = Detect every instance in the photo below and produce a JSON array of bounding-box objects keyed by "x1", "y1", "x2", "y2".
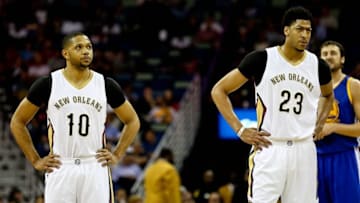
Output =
[
  {"x1": 285, "y1": 20, "x2": 312, "y2": 52},
  {"x1": 320, "y1": 45, "x2": 344, "y2": 72},
  {"x1": 66, "y1": 35, "x2": 93, "y2": 69}
]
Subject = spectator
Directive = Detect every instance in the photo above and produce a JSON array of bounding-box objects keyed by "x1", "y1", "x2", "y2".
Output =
[
  {"x1": 135, "y1": 86, "x2": 156, "y2": 117},
  {"x1": 131, "y1": 139, "x2": 149, "y2": 168},
  {"x1": 114, "y1": 188, "x2": 127, "y2": 203},
  {"x1": 141, "y1": 128, "x2": 160, "y2": 156},
  {"x1": 144, "y1": 148, "x2": 181, "y2": 203},
  {"x1": 193, "y1": 169, "x2": 218, "y2": 203},
  {"x1": 181, "y1": 188, "x2": 196, "y2": 203},
  {"x1": 147, "y1": 95, "x2": 177, "y2": 125},
  {"x1": 163, "y1": 88, "x2": 179, "y2": 110},
  {"x1": 112, "y1": 153, "x2": 143, "y2": 195},
  {"x1": 208, "y1": 192, "x2": 223, "y2": 203},
  {"x1": 218, "y1": 171, "x2": 238, "y2": 203},
  {"x1": 7, "y1": 187, "x2": 23, "y2": 203}
]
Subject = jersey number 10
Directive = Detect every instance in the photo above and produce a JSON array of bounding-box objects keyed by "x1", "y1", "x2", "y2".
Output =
[{"x1": 67, "y1": 113, "x2": 90, "y2": 136}]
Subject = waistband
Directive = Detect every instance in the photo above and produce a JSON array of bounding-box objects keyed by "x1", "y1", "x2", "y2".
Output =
[
  {"x1": 60, "y1": 156, "x2": 98, "y2": 165},
  {"x1": 269, "y1": 137, "x2": 313, "y2": 146}
]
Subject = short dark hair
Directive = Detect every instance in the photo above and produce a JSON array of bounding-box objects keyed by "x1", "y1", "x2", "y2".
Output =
[
  {"x1": 281, "y1": 6, "x2": 313, "y2": 29},
  {"x1": 159, "y1": 148, "x2": 173, "y2": 159},
  {"x1": 62, "y1": 32, "x2": 86, "y2": 49},
  {"x1": 159, "y1": 148, "x2": 175, "y2": 164},
  {"x1": 320, "y1": 40, "x2": 345, "y2": 57}
]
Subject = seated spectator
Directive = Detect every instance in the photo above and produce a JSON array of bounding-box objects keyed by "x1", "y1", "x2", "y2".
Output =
[
  {"x1": 114, "y1": 188, "x2": 127, "y2": 203},
  {"x1": 208, "y1": 192, "x2": 223, "y2": 203},
  {"x1": 193, "y1": 169, "x2": 218, "y2": 203},
  {"x1": 134, "y1": 86, "x2": 156, "y2": 131},
  {"x1": 147, "y1": 95, "x2": 177, "y2": 125},
  {"x1": 181, "y1": 187, "x2": 196, "y2": 203},
  {"x1": 218, "y1": 171, "x2": 238, "y2": 203},
  {"x1": 141, "y1": 128, "x2": 160, "y2": 157},
  {"x1": 131, "y1": 139, "x2": 149, "y2": 168},
  {"x1": 136, "y1": 86, "x2": 156, "y2": 117},
  {"x1": 112, "y1": 152, "x2": 143, "y2": 195},
  {"x1": 7, "y1": 187, "x2": 24, "y2": 203},
  {"x1": 163, "y1": 88, "x2": 179, "y2": 110}
]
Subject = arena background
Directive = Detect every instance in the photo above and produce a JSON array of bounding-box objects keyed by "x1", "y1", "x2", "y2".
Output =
[{"x1": 0, "y1": 0, "x2": 359, "y2": 202}]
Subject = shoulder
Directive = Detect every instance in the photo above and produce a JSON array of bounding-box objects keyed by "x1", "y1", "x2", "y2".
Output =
[
  {"x1": 89, "y1": 70, "x2": 106, "y2": 82},
  {"x1": 104, "y1": 77, "x2": 122, "y2": 90},
  {"x1": 349, "y1": 76, "x2": 360, "y2": 92},
  {"x1": 348, "y1": 76, "x2": 360, "y2": 103},
  {"x1": 246, "y1": 49, "x2": 267, "y2": 60},
  {"x1": 239, "y1": 49, "x2": 267, "y2": 69},
  {"x1": 31, "y1": 75, "x2": 51, "y2": 89},
  {"x1": 105, "y1": 76, "x2": 118, "y2": 84},
  {"x1": 91, "y1": 70, "x2": 103, "y2": 77},
  {"x1": 304, "y1": 50, "x2": 323, "y2": 66}
]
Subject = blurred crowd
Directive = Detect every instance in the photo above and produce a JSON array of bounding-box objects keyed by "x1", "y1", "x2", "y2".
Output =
[{"x1": 0, "y1": 0, "x2": 358, "y2": 202}]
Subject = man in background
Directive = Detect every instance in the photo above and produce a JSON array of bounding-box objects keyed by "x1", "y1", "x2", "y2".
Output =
[
  {"x1": 144, "y1": 148, "x2": 181, "y2": 203},
  {"x1": 316, "y1": 40, "x2": 360, "y2": 203}
]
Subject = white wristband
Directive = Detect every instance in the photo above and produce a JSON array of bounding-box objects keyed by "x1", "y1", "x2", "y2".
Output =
[{"x1": 236, "y1": 126, "x2": 246, "y2": 138}]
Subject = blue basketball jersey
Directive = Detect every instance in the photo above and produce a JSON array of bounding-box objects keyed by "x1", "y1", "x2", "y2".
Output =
[{"x1": 316, "y1": 76, "x2": 359, "y2": 154}]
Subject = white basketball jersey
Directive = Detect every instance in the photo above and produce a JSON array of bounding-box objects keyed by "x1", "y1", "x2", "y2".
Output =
[
  {"x1": 256, "y1": 46, "x2": 321, "y2": 140},
  {"x1": 47, "y1": 69, "x2": 107, "y2": 158}
]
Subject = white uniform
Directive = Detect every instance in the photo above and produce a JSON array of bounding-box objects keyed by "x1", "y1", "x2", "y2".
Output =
[
  {"x1": 45, "y1": 69, "x2": 112, "y2": 203},
  {"x1": 248, "y1": 47, "x2": 320, "y2": 203}
]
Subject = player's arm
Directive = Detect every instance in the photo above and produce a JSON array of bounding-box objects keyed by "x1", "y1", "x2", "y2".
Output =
[
  {"x1": 96, "y1": 77, "x2": 140, "y2": 166},
  {"x1": 211, "y1": 68, "x2": 248, "y2": 133},
  {"x1": 314, "y1": 60, "x2": 334, "y2": 140},
  {"x1": 112, "y1": 100, "x2": 140, "y2": 159},
  {"x1": 10, "y1": 76, "x2": 61, "y2": 172},
  {"x1": 10, "y1": 98, "x2": 41, "y2": 165},
  {"x1": 324, "y1": 78, "x2": 360, "y2": 137},
  {"x1": 211, "y1": 50, "x2": 271, "y2": 148}
]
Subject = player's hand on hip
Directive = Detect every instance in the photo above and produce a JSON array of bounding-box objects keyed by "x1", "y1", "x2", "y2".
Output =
[
  {"x1": 240, "y1": 128, "x2": 272, "y2": 150},
  {"x1": 96, "y1": 149, "x2": 120, "y2": 166},
  {"x1": 34, "y1": 154, "x2": 61, "y2": 173}
]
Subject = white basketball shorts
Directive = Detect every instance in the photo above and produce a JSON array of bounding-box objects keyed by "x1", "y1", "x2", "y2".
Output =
[
  {"x1": 248, "y1": 138, "x2": 318, "y2": 203},
  {"x1": 44, "y1": 156, "x2": 113, "y2": 203}
]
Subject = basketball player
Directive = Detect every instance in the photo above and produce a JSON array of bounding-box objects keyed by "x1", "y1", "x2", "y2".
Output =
[
  {"x1": 10, "y1": 32, "x2": 140, "y2": 203},
  {"x1": 316, "y1": 40, "x2": 360, "y2": 203},
  {"x1": 211, "y1": 6, "x2": 334, "y2": 203}
]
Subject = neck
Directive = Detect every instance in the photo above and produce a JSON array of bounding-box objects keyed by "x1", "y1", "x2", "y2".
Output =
[
  {"x1": 62, "y1": 66, "x2": 92, "y2": 89},
  {"x1": 63, "y1": 66, "x2": 90, "y2": 81},
  {"x1": 331, "y1": 70, "x2": 345, "y2": 87},
  {"x1": 279, "y1": 44, "x2": 305, "y2": 62}
]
